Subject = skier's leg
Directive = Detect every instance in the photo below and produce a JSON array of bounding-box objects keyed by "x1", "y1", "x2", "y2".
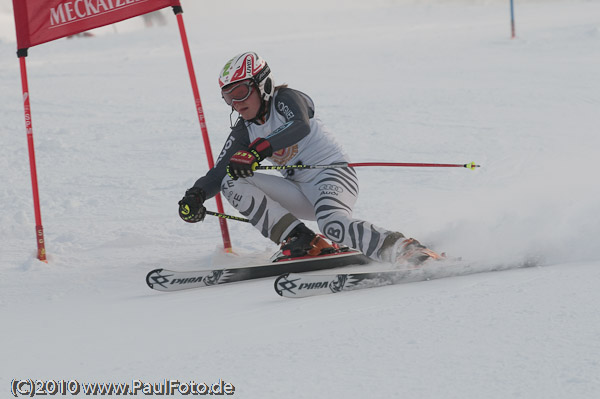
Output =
[
  {"x1": 299, "y1": 167, "x2": 406, "y2": 261},
  {"x1": 303, "y1": 167, "x2": 443, "y2": 264},
  {"x1": 220, "y1": 174, "x2": 315, "y2": 243}
]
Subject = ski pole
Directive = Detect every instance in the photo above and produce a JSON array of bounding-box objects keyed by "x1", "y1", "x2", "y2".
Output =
[
  {"x1": 207, "y1": 162, "x2": 479, "y2": 223},
  {"x1": 256, "y1": 161, "x2": 480, "y2": 171},
  {"x1": 206, "y1": 210, "x2": 250, "y2": 223}
]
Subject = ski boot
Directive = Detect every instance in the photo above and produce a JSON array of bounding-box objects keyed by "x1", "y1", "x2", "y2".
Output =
[
  {"x1": 272, "y1": 223, "x2": 336, "y2": 261},
  {"x1": 381, "y1": 232, "x2": 444, "y2": 267}
]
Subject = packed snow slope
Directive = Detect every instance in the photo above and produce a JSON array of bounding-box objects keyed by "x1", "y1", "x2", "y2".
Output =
[{"x1": 1, "y1": 0, "x2": 599, "y2": 398}]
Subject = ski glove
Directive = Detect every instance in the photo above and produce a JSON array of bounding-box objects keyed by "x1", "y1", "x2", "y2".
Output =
[
  {"x1": 226, "y1": 137, "x2": 273, "y2": 180},
  {"x1": 178, "y1": 187, "x2": 206, "y2": 223}
]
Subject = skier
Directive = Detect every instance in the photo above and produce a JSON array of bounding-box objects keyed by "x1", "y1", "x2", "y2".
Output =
[{"x1": 178, "y1": 52, "x2": 442, "y2": 265}]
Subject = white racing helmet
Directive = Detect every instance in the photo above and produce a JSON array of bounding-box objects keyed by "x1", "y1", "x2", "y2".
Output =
[{"x1": 219, "y1": 52, "x2": 274, "y2": 103}]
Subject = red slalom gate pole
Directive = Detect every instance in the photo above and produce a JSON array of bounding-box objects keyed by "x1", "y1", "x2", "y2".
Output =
[
  {"x1": 173, "y1": 6, "x2": 232, "y2": 251},
  {"x1": 19, "y1": 52, "x2": 47, "y2": 263}
]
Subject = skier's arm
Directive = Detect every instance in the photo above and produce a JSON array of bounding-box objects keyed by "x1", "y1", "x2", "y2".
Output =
[
  {"x1": 263, "y1": 88, "x2": 314, "y2": 151},
  {"x1": 178, "y1": 123, "x2": 248, "y2": 223},
  {"x1": 190, "y1": 122, "x2": 250, "y2": 199}
]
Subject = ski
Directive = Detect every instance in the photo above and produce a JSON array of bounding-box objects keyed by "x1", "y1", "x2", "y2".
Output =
[
  {"x1": 274, "y1": 259, "x2": 539, "y2": 298},
  {"x1": 146, "y1": 250, "x2": 371, "y2": 292}
]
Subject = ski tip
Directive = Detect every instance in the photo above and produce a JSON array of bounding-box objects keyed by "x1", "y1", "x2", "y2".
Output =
[
  {"x1": 274, "y1": 273, "x2": 290, "y2": 296},
  {"x1": 146, "y1": 268, "x2": 164, "y2": 289}
]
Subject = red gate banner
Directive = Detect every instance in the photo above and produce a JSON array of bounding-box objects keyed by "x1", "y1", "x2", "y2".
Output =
[{"x1": 13, "y1": 0, "x2": 181, "y2": 49}]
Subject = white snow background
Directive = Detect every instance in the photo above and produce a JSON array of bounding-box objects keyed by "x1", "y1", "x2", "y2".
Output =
[{"x1": 1, "y1": 0, "x2": 600, "y2": 397}]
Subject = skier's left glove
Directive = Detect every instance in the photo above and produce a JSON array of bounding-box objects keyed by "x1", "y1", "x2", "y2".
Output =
[
  {"x1": 178, "y1": 187, "x2": 206, "y2": 223},
  {"x1": 227, "y1": 138, "x2": 273, "y2": 180}
]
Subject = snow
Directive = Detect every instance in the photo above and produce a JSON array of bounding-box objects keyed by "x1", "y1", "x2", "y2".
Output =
[{"x1": 1, "y1": 0, "x2": 600, "y2": 397}]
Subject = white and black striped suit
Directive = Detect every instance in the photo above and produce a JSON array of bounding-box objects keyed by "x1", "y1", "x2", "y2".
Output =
[{"x1": 192, "y1": 87, "x2": 397, "y2": 261}]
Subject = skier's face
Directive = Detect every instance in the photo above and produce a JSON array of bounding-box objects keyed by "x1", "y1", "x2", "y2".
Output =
[{"x1": 231, "y1": 85, "x2": 262, "y2": 121}]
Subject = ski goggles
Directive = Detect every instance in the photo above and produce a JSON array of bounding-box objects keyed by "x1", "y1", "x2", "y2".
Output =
[{"x1": 222, "y1": 80, "x2": 254, "y2": 105}]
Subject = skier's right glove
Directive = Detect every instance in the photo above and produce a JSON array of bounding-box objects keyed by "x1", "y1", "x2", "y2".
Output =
[
  {"x1": 226, "y1": 137, "x2": 273, "y2": 180},
  {"x1": 178, "y1": 187, "x2": 206, "y2": 223}
]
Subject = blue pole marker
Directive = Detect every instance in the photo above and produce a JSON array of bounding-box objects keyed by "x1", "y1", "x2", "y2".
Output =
[{"x1": 510, "y1": 0, "x2": 516, "y2": 38}]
